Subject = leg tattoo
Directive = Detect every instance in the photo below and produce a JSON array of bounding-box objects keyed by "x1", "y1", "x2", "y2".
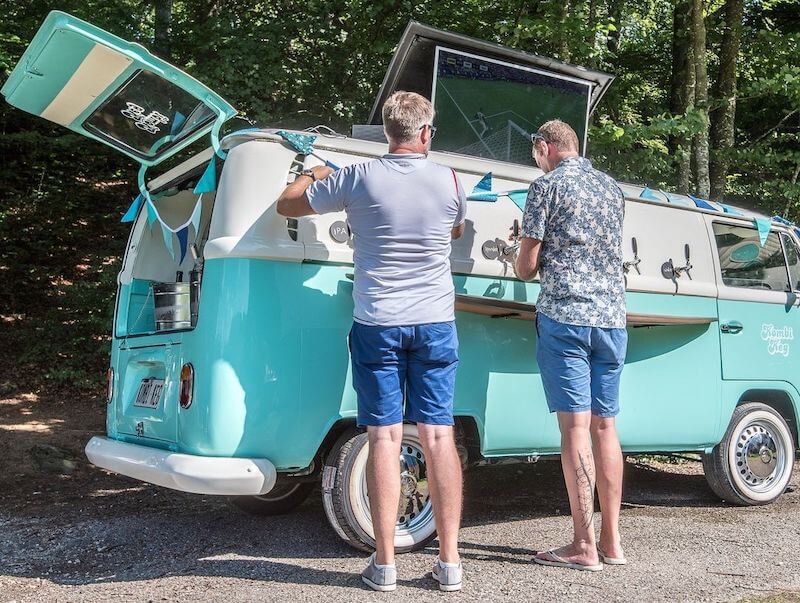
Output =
[{"x1": 576, "y1": 451, "x2": 595, "y2": 530}]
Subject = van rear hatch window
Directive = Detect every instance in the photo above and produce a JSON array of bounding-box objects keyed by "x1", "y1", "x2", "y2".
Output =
[{"x1": 84, "y1": 70, "x2": 216, "y2": 160}]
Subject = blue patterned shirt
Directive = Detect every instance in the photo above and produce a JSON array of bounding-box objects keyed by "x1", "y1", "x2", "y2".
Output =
[{"x1": 521, "y1": 156, "x2": 626, "y2": 328}]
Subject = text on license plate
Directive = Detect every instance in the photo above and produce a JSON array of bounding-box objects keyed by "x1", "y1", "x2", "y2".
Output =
[{"x1": 134, "y1": 378, "x2": 165, "y2": 408}]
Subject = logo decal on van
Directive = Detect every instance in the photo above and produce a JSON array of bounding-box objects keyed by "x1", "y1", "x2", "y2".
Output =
[
  {"x1": 761, "y1": 324, "x2": 793, "y2": 357},
  {"x1": 120, "y1": 102, "x2": 169, "y2": 134}
]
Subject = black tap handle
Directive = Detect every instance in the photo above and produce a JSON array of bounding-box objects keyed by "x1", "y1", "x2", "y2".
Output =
[{"x1": 512, "y1": 219, "x2": 520, "y2": 238}]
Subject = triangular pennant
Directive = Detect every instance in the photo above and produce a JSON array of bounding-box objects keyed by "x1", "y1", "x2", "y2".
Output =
[
  {"x1": 277, "y1": 130, "x2": 317, "y2": 155},
  {"x1": 664, "y1": 192, "x2": 693, "y2": 207},
  {"x1": 121, "y1": 194, "x2": 144, "y2": 223},
  {"x1": 773, "y1": 215, "x2": 794, "y2": 226},
  {"x1": 721, "y1": 204, "x2": 744, "y2": 216},
  {"x1": 161, "y1": 224, "x2": 176, "y2": 259},
  {"x1": 146, "y1": 199, "x2": 159, "y2": 227},
  {"x1": 689, "y1": 195, "x2": 716, "y2": 211},
  {"x1": 170, "y1": 111, "x2": 186, "y2": 136},
  {"x1": 194, "y1": 157, "x2": 217, "y2": 194},
  {"x1": 795, "y1": 227, "x2": 800, "y2": 241},
  {"x1": 176, "y1": 227, "x2": 190, "y2": 264},
  {"x1": 190, "y1": 196, "x2": 202, "y2": 234},
  {"x1": 472, "y1": 172, "x2": 493, "y2": 194},
  {"x1": 467, "y1": 192, "x2": 498, "y2": 201},
  {"x1": 508, "y1": 191, "x2": 528, "y2": 210},
  {"x1": 754, "y1": 218, "x2": 771, "y2": 247},
  {"x1": 639, "y1": 186, "x2": 659, "y2": 201}
]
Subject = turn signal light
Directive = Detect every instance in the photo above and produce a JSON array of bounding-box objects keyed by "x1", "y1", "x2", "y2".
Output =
[
  {"x1": 179, "y1": 363, "x2": 194, "y2": 409},
  {"x1": 106, "y1": 368, "x2": 114, "y2": 404}
]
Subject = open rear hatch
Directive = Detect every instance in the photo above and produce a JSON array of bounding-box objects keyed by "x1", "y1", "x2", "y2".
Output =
[{"x1": 2, "y1": 11, "x2": 236, "y2": 447}]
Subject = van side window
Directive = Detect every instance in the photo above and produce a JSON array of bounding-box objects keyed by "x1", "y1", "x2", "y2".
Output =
[
  {"x1": 781, "y1": 233, "x2": 800, "y2": 291},
  {"x1": 712, "y1": 223, "x2": 790, "y2": 292}
]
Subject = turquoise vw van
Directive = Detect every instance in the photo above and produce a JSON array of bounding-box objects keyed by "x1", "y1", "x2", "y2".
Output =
[{"x1": 5, "y1": 12, "x2": 798, "y2": 553}]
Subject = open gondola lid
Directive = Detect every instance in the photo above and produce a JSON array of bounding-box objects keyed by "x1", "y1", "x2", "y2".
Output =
[
  {"x1": 1, "y1": 11, "x2": 236, "y2": 167},
  {"x1": 366, "y1": 22, "x2": 614, "y2": 163}
]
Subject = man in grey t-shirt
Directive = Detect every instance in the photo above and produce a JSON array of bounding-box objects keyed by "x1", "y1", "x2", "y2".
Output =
[{"x1": 277, "y1": 91, "x2": 466, "y2": 592}]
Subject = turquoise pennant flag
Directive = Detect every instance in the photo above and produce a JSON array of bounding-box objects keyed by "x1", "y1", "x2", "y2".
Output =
[
  {"x1": 664, "y1": 192, "x2": 692, "y2": 207},
  {"x1": 176, "y1": 227, "x2": 190, "y2": 263},
  {"x1": 508, "y1": 191, "x2": 528, "y2": 210},
  {"x1": 754, "y1": 218, "x2": 771, "y2": 247},
  {"x1": 689, "y1": 195, "x2": 716, "y2": 211},
  {"x1": 277, "y1": 130, "x2": 317, "y2": 155},
  {"x1": 467, "y1": 192, "x2": 498, "y2": 201},
  {"x1": 146, "y1": 199, "x2": 159, "y2": 227},
  {"x1": 639, "y1": 187, "x2": 659, "y2": 201},
  {"x1": 161, "y1": 224, "x2": 176, "y2": 260},
  {"x1": 170, "y1": 111, "x2": 186, "y2": 136},
  {"x1": 190, "y1": 196, "x2": 202, "y2": 234},
  {"x1": 472, "y1": 172, "x2": 493, "y2": 194},
  {"x1": 121, "y1": 194, "x2": 144, "y2": 223},
  {"x1": 194, "y1": 157, "x2": 217, "y2": 194}
]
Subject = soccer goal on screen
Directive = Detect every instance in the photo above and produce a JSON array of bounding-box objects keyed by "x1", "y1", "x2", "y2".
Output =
[{"x1": 456, "y1": 118, "x2": 532, "y2": 163}]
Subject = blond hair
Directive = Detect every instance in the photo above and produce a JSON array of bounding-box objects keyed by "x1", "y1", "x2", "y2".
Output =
[
  {"x1": 382, "y1": 91, "x2": 435, "y2": 145},
  {"x1": 537, "y1": 119, "x2": 580, "y2": 152}
]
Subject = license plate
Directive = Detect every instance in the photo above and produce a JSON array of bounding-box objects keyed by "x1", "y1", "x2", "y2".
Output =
[{"x1": 133, "y1": 378, "x2": 165, "y2": 408}]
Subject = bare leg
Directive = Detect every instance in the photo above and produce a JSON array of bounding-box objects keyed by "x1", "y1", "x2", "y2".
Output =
[
  {"x1": 417, "y1": 423, "x2": 462, "y2": 564},
  {"x1": 366, "y1": 424, "x2": 403, "y2": 566},
  {"x1": 536, "y1": 411, "x2": 599, "y2": 566},
  {"x1": 591, "y1": 415, "x2": 624, "y2": 558}
]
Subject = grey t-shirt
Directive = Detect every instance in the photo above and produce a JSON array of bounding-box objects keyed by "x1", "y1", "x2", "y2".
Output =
[{"x1": 306, "y1": 153, "x2": 467, "y2": 326}]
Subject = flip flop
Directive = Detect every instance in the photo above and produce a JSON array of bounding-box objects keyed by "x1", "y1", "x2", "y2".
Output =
[
  {"x1": 597, "y1": 546, "x2": 627, "y2": 565},
  {"x1": 533, "y1": 550, "x2": 603, "y2": 572}
]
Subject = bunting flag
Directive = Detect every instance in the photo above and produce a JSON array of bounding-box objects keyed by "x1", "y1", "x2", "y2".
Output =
[
  {"x1": 721, "y1": 204, "x2": 744, "y2": 216},
  {"x1": 664, "y1": 192, "x2": 693, "y2": 207},
  {"x1": 472, "y1": 172, "x2": 493, "y2": 194},
  {"x1": 754, "y1": 217, "x2": 771, "y2": 247},
  {"x1": 689, "y1": 195, "x2": 717, "y2": 211},
  {"x1": 194, "y1": 156, "x2": 217, "y2": 194},
  {"x1": 145, "y1": 195, "x2": 203, "y2": 262},
  {"x1": 508, "y1": 190, "x2": 529, "y2": 210},
  {"x1": 169, "y1": 111, "x2": 186, "y2": 136},
  {"x1": 121, "y1": 194, "x2": 144, "y2": 223},
  {"x1": 467, "y1": 192, "x2": 498, "y2": 202},
  {"x1": 639, "y1": 186, "x2": 659, "y2": 201},
  {"x1": 276, "y1": 130, "x2": 340, "y2": 169},
  {"x1": 773, "y1": 215, "x2": 794, "y2": 227}
]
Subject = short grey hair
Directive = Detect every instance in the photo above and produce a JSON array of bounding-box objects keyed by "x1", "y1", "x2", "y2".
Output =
[
  {"x1": 537, "y1": 119, "x2": 579, "y2": 152},
  {"x1": 382, "y1": 91, "x2": 435, "y2": 145}
]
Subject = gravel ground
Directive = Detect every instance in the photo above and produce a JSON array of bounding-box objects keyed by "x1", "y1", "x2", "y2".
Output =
[{"x1": 2, "y1": 457, "x2": 800, "y2": 603}]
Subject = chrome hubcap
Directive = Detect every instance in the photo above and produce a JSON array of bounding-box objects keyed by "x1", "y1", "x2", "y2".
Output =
[
  {"x1": 736, "y1": 422, "x2": 783, "y2": 488},
  {"x1": 396, "y1": 444, "x2": 431, "y2": 528}
]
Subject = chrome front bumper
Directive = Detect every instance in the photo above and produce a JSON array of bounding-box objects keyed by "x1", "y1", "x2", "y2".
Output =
[{"x1": 85, "y1": 436, "x2": 277, "y2": 495}]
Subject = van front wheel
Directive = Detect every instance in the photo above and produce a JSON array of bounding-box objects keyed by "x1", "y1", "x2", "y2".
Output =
[
  {"x1": 229, "y1": 480, "x2": 315, "y2": 516},
  {"x1": 703, "y1": 402, "x2": 795, "y2": 506},
  {"x1": 322, "y1": 425, "x2": 437, "y2": 553}
]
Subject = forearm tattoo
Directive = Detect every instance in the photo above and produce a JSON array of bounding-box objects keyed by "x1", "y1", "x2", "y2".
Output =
[{"x1": 576, "y1": 450, "x2": 596, "y2": 530}]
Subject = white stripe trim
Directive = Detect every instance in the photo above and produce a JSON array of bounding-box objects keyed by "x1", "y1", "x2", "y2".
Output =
[{"x1": 41, "y1": 44, "x2": 132, "y2": 126}]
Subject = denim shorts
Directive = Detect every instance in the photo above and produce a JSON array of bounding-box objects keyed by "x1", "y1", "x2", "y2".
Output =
[
  {"x1": 349, "y1": 321, "x2": 459, "y2": 427},
  {"x1": 536, "y1": 313, "x2": 627, "y2": 417}
]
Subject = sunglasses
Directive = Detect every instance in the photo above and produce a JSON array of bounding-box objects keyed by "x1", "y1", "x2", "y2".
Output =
[
  {"x1": 530, "y1": 133, "x2": 547, "y2": 144},
  {"x1": 419, "y1": 123, "x2": 438, "y2": 139}
]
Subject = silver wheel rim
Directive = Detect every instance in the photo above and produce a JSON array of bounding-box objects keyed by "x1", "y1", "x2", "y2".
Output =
[
  {"x1": 733, "y1": 419, "x2": 789, "y2": 494},
  {"x1": 357, "y1": 440, "x2": 434, "y2": 540}
]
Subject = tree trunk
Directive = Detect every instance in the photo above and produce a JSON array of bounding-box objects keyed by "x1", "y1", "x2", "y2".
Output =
[
  {"x1": 153, "y1": 0, "x2": 173, "y2": 60},
  {"x1": 691, "y1": 0, "x2": 710, "y2": 199},
  {"x1": 709, "y1": 0, "x2": 743, "y2": 201},
  {"x1": 670, "y1": 0, "x2": 694, "y2": 194}
]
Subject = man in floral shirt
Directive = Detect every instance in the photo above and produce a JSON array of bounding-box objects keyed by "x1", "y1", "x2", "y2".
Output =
[{"x1": 514, "y1": 120, "x2": 628, "y2": 572}]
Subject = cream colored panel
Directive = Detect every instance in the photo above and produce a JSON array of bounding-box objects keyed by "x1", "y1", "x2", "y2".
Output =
[{"x1": 41, "y1": 44, "x2": 132, "y2": 126}]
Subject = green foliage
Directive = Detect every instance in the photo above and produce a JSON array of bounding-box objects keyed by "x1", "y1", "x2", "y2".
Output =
[{"x1": 0, "y1": 0, "x2": 799, "y2": 396}]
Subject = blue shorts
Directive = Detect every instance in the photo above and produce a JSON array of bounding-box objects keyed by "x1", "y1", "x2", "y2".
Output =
[
  {"x1": 349, "y1": 321, "x2": 459, "y2": 427},
  {"x1": 536, "y1": 313, "x2": 627, "y2": 418}
]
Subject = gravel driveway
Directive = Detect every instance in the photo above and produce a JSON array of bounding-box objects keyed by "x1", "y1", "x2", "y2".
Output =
[{"x1": 1, "y1": 457, "x2": 799, "y2": 603}]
